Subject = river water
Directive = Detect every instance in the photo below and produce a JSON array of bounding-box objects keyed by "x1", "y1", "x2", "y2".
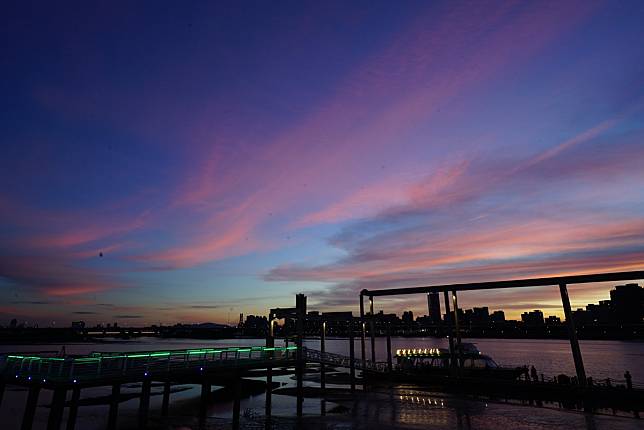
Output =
[{"x1": 1, "y1": 337, "x2": 643, "y2": 429}]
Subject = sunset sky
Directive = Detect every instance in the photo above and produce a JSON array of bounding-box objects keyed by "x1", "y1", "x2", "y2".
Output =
[{"x1": 2, "y1": 1, "x2": 644, "y2": 326}]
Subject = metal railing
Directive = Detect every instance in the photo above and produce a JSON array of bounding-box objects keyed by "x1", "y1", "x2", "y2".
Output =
[
  {"x1": 0, "y1": 346, "x2": 298, "y2": 384},
  {"x1": 303, "y1": 347, "x2": 388, "y2": 372}
]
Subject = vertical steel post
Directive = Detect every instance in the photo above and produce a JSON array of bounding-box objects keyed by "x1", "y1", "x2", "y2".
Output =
[
  {"x1": 295, "y1": 294, "x2": 306, "y2": 418},
  {"x1": 65, "y1": 386, "x2": 81, "y2": 430},
  {"x1": 266, "y1": 318, "x2": 274, "y2": 419},
  {"x1": 47, "y1": 387, "x2": 67, "y2": 430},
  {"x1": 349, "y1": 318, "x2": 356, "y2": 392},
  {"x1": 138, "y1": 379, "x2": 151, "y2": 429},
  {"x1": 21, "y1": 385, "x2": 40, "y2": 430},
  {"x1": 452, "y1": 291, "x2": 463, "y2": 371},
  {"x1": 320, "y1": 321, "x2": 326, "y2": 391},
  {"x1": 321, "y1": 321, "x2": 327, "y2": 417},
  {"x1": 559, "y1": 283, "x2": 587, "y2": 386},
  {"x1": 443, "y1": 291, "x2": 455, "y2": 370},
  {"x1": 0, "y1": 382, "x2": 5, "y2": 411},
  {"x1": 107, "y1": 384, "x2": 120, "y2": 430},
  {"x1": 369, "y1": 296, "x2": 376, "y2": 363},
  {"x1": 199, "y1": 381, "x2": 211, "y2": 427},
  {"x1": 386, "y1": 324, "x2": 393, "y2": 372},
  {"x1": 161, "y1": 381, "x2": 171, "y2": 416},
  {"x1": 232, "y1": 377, "x2": 241, "y2": 430},
  {"x1": 359, "y1": 294, "x2": 366, "y2": 373}
]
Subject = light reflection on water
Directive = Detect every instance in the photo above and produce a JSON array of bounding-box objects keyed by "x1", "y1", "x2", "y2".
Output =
[{"x1": 1, "y1": 337, "x2": 643, "y2": 429}]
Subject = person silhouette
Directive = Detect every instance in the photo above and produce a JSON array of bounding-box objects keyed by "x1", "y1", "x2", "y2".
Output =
[
  {"x1": 624, "y1": 370, "x2": 632, "y2": 390},
  {"x1": 530, "y1": 365, "x2": 538, "y2": 382}
]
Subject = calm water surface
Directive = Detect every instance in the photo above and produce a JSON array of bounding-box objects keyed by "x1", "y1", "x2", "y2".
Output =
[{"x1": 1, "y1": 337, "x2": 642, "y2": 429}]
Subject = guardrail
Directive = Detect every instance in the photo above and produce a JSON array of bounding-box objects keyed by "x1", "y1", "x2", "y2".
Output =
[
  {"x1": 303, "y1": 347, "x2": 388, "y2": 372},
  {"x1": 0, "y1": 346, "x2": 298, "y2": 384}
]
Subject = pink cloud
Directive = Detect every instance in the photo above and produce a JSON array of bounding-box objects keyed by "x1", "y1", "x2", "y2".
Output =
[{"x1": 146, "y1": 1, "x2": 599, "y2": 271}]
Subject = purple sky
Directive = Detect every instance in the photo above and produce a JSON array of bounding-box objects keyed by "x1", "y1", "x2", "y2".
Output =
[{"x1": 2, "y1": 1, "x2": 644, "y2": 326}]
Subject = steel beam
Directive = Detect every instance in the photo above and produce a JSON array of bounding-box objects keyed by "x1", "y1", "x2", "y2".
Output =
[
  {"x1": 560, "y1": 283, "x2": 587, "y2": 386},
  {"x1": 362, "y1": 271, "x2": 644, "y2": 297}
]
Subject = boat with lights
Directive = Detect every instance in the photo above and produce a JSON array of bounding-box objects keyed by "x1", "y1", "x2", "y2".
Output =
[{"x1": 393, "y1": 343, "x2": 523, "y2": 381}]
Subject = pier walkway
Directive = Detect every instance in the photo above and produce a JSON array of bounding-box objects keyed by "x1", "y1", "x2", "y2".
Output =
[
  {"x1": 1, "y1": 346, "x2": 385, "y2": 387},
  {"x1": 0, "y1": 345, "x2": 384, "y2": 430}
]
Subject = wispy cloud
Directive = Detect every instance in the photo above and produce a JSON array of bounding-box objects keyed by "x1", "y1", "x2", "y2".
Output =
[{"x1": 267, "y1": 123, "x2": 644, "y2": 313}]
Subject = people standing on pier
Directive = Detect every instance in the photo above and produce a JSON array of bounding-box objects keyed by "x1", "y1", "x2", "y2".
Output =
[
  {"x1": 530, "y1": 366, "x2": 538, "y2": 382},
  {"x1": 520, "y1": 366, "x2": 527, "y2": 381},
  {"x1": 624, "y1": 370, "x2": 633, "y2": 390}
]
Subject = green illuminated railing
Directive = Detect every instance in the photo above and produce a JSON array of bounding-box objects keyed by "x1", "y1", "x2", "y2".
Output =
[{"x1": 0, "y1": 346, "x2": 298, "y2": 384}]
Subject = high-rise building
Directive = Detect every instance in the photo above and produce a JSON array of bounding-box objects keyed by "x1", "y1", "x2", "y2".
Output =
[
  {"x1": 610, "y1": 284, "x2": 643, "y2": 324},
  {"x1": 427, "y1": 293, "x2": 441, "y2": 324},
  {"x1": 521, "y1": 310, "x2": 544, "y2": 326},
  {"x1": 490, "y1": 310, "x2": 505, "y2": 323},
  {"x1": 472, "y1": 307, "x2": 490, "y2": 324}
]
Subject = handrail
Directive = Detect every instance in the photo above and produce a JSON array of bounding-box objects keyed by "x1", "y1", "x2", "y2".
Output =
[
  {"x1": 1, "y1": 345, "x2": 298, "y2": 384},
  {"x1": 302, "y1": 347, "x2": 388, "y2": 372}
]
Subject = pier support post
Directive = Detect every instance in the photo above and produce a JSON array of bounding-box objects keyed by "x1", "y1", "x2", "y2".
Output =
[
  {"x1": 265, "y1": 321, "x2": 274, "y2": 420},
  {"x1": 369, "y1": 296, "x2": 376, "y2": 364},
  {"x1": 386, "y1": 324, "x2": 392, "y2": 372},
  {"x1": 138, "y1": 379, "x2": 151, "y2": 429},
  {"x1": 359, "y1": 293, "x2": 366, "y2": 390},
  {"x1": 161, "y1": 381, "x2": 171, "y2": 416},
  {"x1": 21, "y1": 385, "x2": 41, "y2": 430},
  {"x1": 559, "y1": 283, "x2": 587, "y2": 387},
  {"x1": 452, "y1": 291, "x2": 463, "y2": 371},
  {"x1": 0, "y1": 382, "x2": 5, "y2": 410},
  {"x1": 199, "y1": 381, "x2": 211, "y2": 427},
  {"x1": 443, "y1": 291, "x2": 455, "y2": 371},
  {"x1": 320, "y1": 321, "x2": 326, "y2": 392},
  {"x1": 295, "y1": 293, "x2": 307, "y2": 418},
  {"x1": 65, "y1": 386, "x2": 81, "y2": 430},
  {"x1": 349, "y1": 319, "x2": 356, "y2": 392},
  {"x1": 107, "y1": 383, "x2": 120, "y2": 430},
  {"x1": 47, "y1": 387, "x2": 67, "y2": 430},
  {"x1": 232, "y1": 377, "x2": 242, "y2": 430}
]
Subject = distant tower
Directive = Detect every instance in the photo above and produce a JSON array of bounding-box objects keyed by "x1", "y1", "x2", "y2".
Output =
[
  {"x1": 428, "y1": 293, "x2": 441, "y2": 324},
  {"x1": 238, "y1": 313, "x2": 244, "y2": 328}
]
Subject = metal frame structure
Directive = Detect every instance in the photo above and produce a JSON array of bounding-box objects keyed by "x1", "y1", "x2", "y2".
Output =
[{"x1": 359, "y1": 270, "x2": 644, "y2": 387}]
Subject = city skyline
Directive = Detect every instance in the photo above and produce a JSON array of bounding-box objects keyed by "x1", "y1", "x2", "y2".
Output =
[{"x1": 2, "y1": 1, "x2": 644, "y2": 326}]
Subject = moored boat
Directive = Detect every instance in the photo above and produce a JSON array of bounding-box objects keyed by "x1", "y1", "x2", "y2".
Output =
[{"x1": 392, "y1": 342, "x2": 523, "y2": 381}]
